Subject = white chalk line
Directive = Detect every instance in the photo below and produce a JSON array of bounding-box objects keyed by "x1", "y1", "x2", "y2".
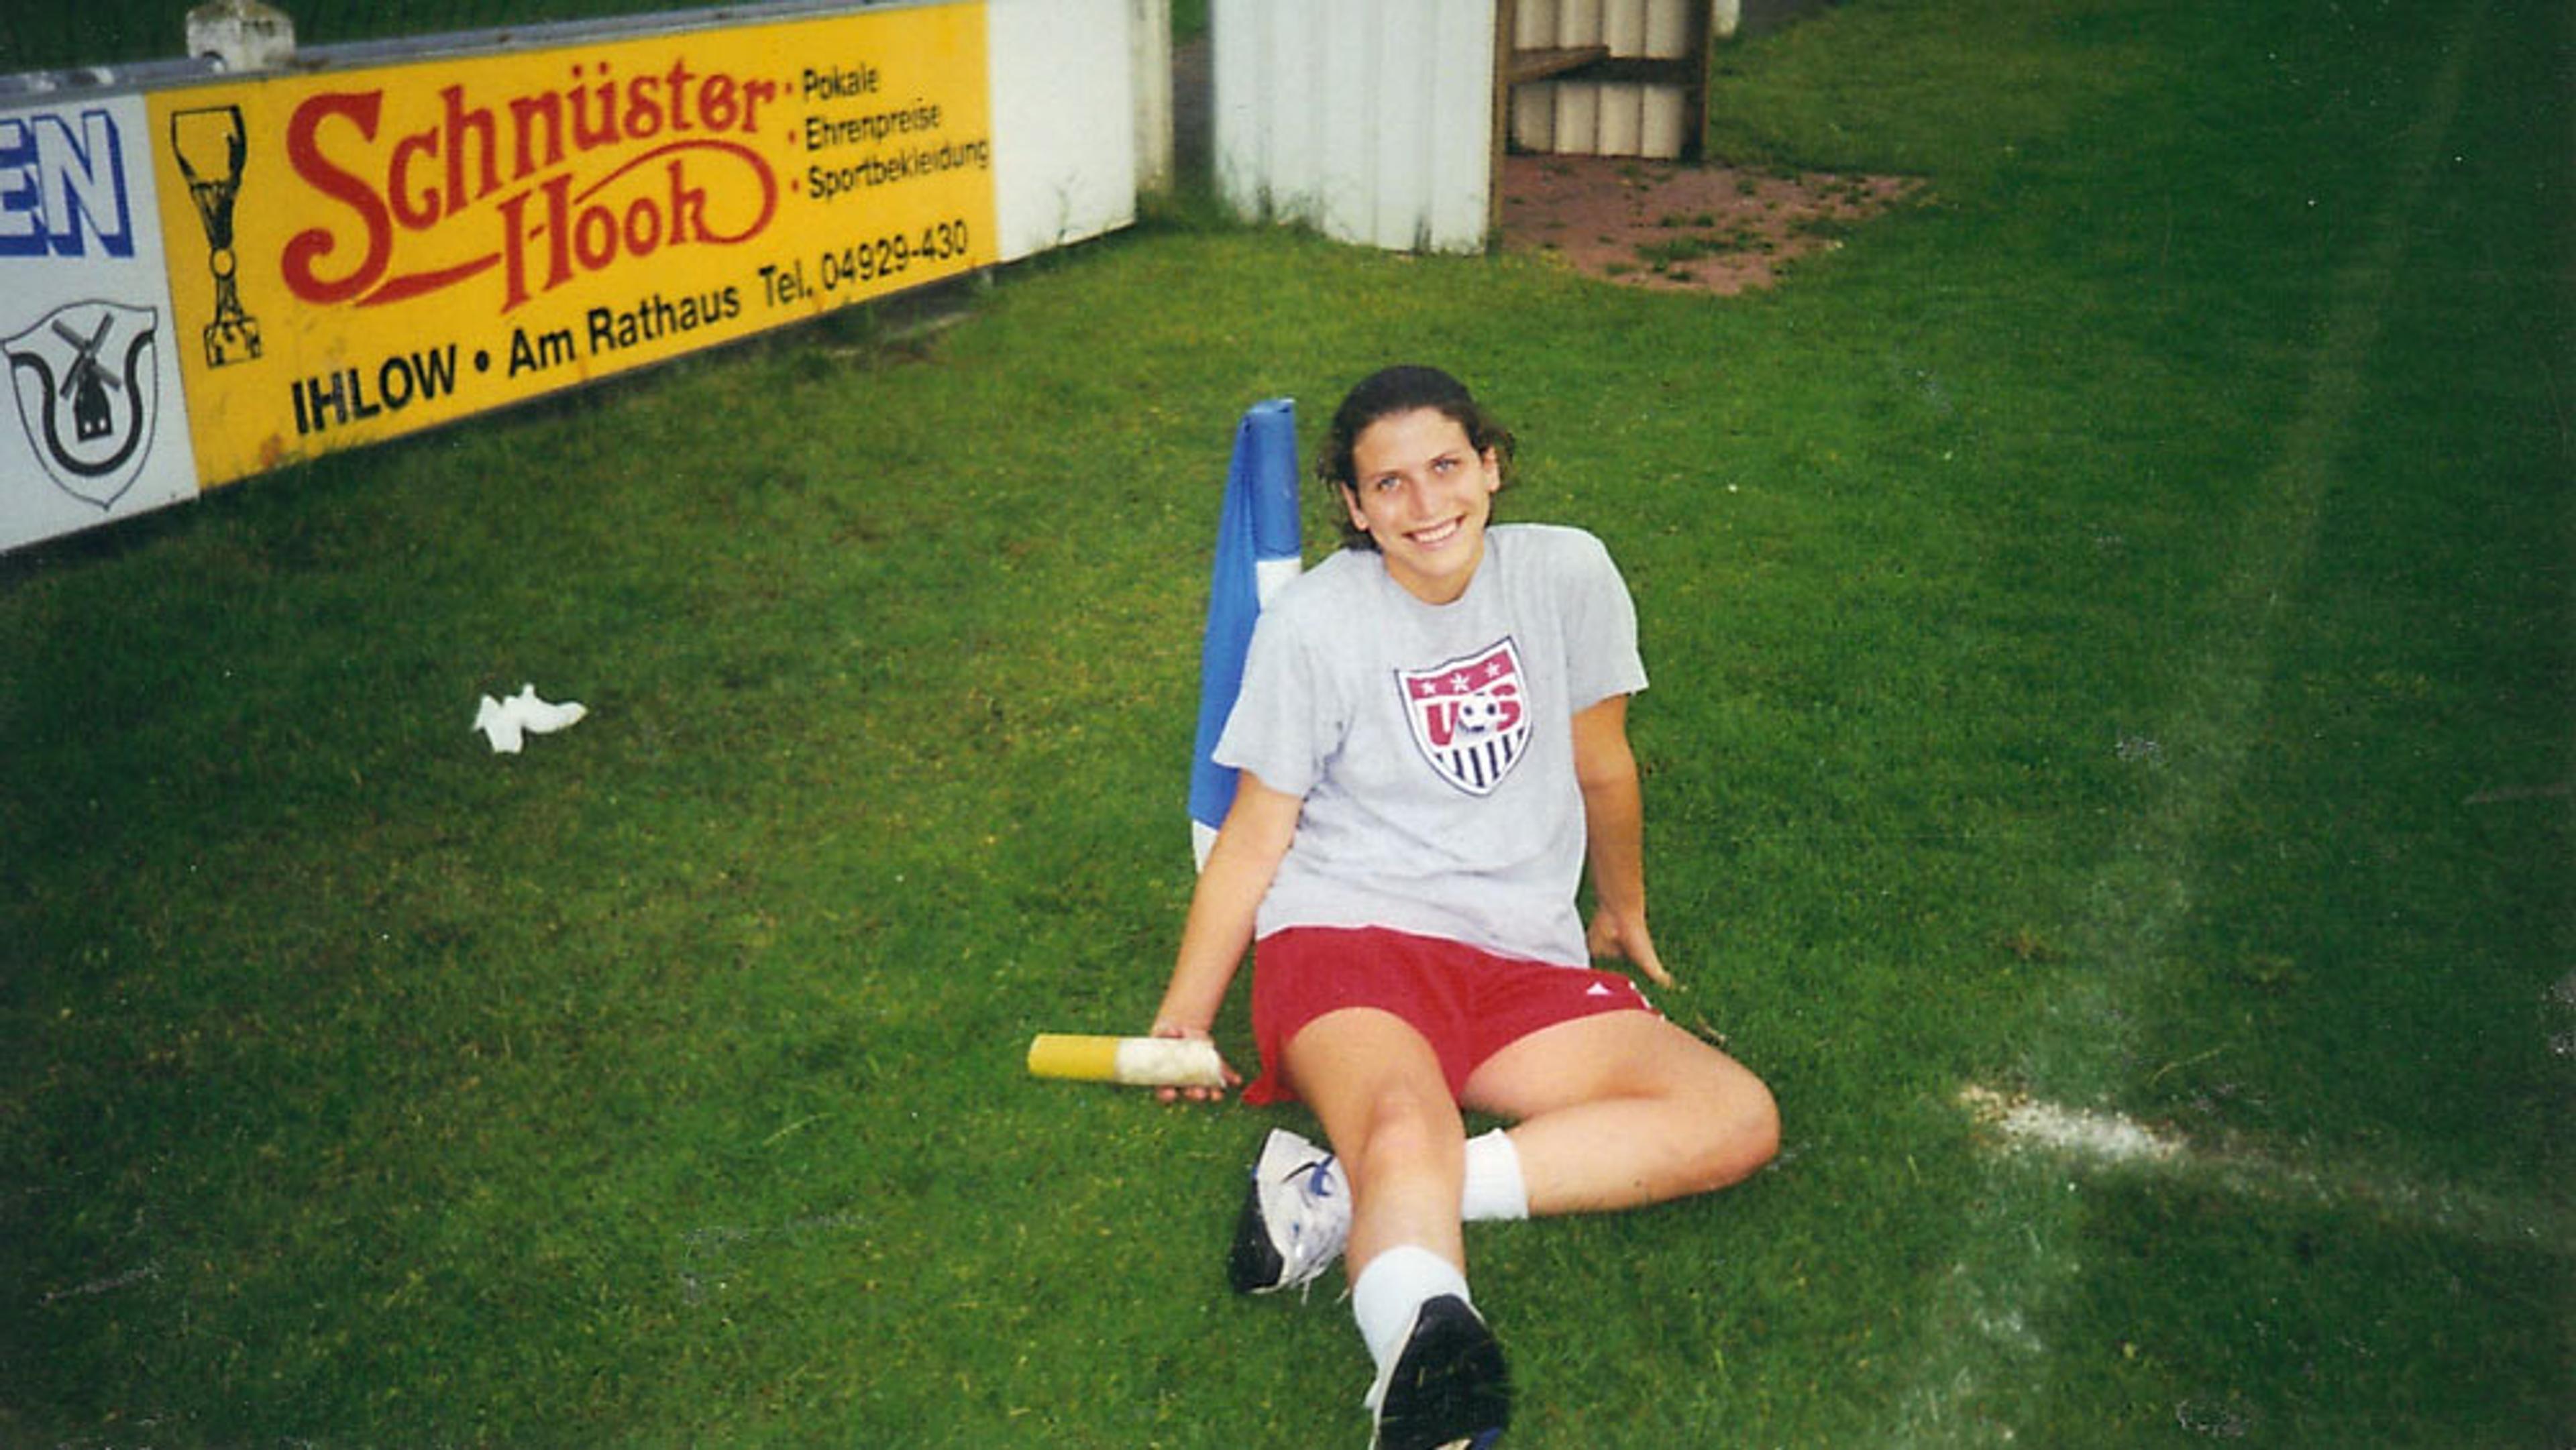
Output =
[
  {"x1": 1956, "y1": 1085, "x2": 2573, "y2": 1256},
  {"x1": 1957, "y1": 1086, "x2": 2178, "y2": 1165},
  {"x1": 1880, "y1": 6, "x2": 2495, "y2": 1443},
  {"x1": 35, "y1": 1259, "x2": 162, "y2": 1306}
]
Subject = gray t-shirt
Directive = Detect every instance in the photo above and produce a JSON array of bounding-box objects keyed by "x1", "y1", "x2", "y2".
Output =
[{"x1": 1214, "y1": 524, "x2": 1648, "y2": 966}]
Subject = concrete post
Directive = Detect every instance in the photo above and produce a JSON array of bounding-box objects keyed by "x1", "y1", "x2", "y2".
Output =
[
  {"x1": 185, "y1": 0, "x2": 297, "y2": 72},
  {"x1": 1132, "y1": 0, "x2": 1173, "y2": 190}
]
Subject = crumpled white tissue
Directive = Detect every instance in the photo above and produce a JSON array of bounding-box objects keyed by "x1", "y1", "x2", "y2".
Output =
[{"x1": 473, "y1": 683, "x2": 588, "y2": 754}]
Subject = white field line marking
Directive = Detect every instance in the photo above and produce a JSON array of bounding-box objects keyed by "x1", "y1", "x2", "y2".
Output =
[
  {"x1": 1883, "y1": 7, "x2": 2492, "y2": 1443},
  {"x1": 1957, "y1": 1086, "x2": 2179, "y2": 1165},
  {"x1": 36, "y1": 1260, "x2": 162, "y2": 1306},
  {"x1": 1956, "y1": 1086, "x2": 2575, "y2": 1254}
]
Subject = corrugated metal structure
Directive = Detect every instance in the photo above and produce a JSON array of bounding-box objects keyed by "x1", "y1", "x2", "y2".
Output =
[
  {"x1": 1211, "y1": 0, "x2": 1731, "y2": 253},
  {"x1": 1504, "y1": 0, "x2": 1712, "y2": 160},
  {"x1": 1210, "y1": 0, "x2": 1499, "y2": 253}
]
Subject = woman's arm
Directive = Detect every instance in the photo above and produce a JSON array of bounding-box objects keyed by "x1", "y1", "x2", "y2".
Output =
[
  {"x1": 1572, "y1": 693, "x2": 1674, "y2": 987},
  {"x1": 1149, "y1": 771, "x2": 1303, "y2": 1099}
]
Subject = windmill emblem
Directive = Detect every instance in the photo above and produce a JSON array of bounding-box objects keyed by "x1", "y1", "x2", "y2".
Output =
[
  {"x1": 58, "y1": 313, "x2": 123, "y2": 443},
  {"x1": 5, "y1": 301, "x2": 164, "y2": 510}
]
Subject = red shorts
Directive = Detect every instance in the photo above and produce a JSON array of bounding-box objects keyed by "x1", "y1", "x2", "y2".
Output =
[{"x1": 1243, "y1": 926, "x2": 1656, "y2": 1106}]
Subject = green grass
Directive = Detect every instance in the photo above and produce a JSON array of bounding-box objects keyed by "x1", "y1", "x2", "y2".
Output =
[{"x1": 5, "y1": 0, "x2": 2570, "y2": 1445}]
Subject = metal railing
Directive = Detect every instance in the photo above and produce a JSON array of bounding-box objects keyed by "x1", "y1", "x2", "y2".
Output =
[{"x1": 3, "y1": 1, "x2": 734, "y2": 77}]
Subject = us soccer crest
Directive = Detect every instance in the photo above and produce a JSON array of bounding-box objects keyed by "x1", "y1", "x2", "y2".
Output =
[
  {"x1": 5, "y1": 300, "x2": 163, "y2": 511},
  {"x1": 1399, "y1": 638, "x2": 1532, "y2": 796}
]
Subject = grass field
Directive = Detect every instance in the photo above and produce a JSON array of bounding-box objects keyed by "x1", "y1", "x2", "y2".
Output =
[{"x1": 5, "y1": 0, "x2": 2570, "y2": 1445}]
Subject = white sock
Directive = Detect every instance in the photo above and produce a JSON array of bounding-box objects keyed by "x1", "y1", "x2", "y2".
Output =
[
  {"x1": 1460, "y1": 1128, "x2": 1529, "y2": 1223},
  {"x1": 1351, "y1": 1245, "x2": 1470, "y2": 1372}
]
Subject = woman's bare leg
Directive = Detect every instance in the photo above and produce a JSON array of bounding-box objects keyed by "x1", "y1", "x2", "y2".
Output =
[
  {"x1": 1461, "y1": 1011, "x2": 1778, "y2": 1215},
  {"x1": 1280, "y1": 1006, "x2": 1469, "y2": 1274}
]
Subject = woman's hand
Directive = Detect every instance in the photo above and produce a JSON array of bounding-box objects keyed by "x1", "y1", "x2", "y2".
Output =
[
  {"x1": 1146, "y1": 775, "x2": 1298, "y2": 1106},
  {"x1": 1149, "y1": 1020, "x2": 1240, "y2": 1105},
  {"x1": 1587, "y1": 906, "x2": 1675, "y2": 988}
]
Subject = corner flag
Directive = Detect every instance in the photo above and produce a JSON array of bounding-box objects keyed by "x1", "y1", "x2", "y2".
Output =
[{"x1": 1189, "y1": 398, "x2": 1301, "y2": 868}]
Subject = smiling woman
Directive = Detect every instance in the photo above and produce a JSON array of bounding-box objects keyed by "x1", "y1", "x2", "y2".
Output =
[
  {"x1": 1337, "y1": 392, "x2": 1505, "y2": 605},
  {"x1": 1147, "y1": 364, "x2": 1780, "y2": 1450}
]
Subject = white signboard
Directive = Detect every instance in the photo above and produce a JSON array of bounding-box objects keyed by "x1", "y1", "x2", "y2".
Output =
[{"x1": 1, "y1": 93, "x2": 201, "y2": 552}]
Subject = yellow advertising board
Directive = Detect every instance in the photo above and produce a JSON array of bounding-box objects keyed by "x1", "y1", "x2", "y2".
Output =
[{"x1": 149, "y1": 1, "x2": 993, "y2": 486}]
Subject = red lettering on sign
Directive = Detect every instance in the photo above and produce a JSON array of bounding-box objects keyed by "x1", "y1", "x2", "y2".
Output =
[{"x1": 274, "y1": 59, "x2": 781, "y2": 312}]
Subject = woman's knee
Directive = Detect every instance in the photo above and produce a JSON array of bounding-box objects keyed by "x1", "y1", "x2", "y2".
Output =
[
  {"x1": 1344, "y1": 1080, "x2": 1464, "y2": 1175},
  {"x1": 1289, "y1": 1012, "x2": 1450, "y2": 1144},
  {"x1": 1680, "y1": 1061, "x2": 1779, "y2": 1192}
]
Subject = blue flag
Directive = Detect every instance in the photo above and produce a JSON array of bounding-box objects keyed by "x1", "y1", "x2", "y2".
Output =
[{"x1": 1189, "y1": 398, "x2": 1301, "y2": 867}]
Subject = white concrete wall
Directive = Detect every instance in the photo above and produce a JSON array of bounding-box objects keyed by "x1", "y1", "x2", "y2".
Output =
[
  {"x1": 1212, "y1": 0, "x2": 1496, "y2": 254},
  {"x1": 988, "y1": 0, "x2": 1141, "y2": 261}
]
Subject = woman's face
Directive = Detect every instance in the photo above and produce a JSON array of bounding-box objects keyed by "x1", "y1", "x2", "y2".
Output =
[{"x1": 1342, "y1": 407, "x2": 1503, "y2": 605}]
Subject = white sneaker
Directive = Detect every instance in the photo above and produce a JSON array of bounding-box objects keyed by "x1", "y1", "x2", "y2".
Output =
[
  {"x1": 1364, "y1": 1293, "x2": 1511, "y2": 1450},
  {"x1": 1226, "y1": 1128, "x2": 1350, "y2": 1295}
]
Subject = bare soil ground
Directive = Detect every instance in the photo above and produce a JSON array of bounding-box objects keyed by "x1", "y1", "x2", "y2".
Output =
[
  {"x1": 1173, "y1": 38, "x2": 1914, "y2": 297},
  {"x1": 1499, "y1": 152, "x2": 1921, "y2": 294}
]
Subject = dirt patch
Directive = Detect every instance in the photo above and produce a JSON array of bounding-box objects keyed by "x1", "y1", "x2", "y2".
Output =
[{"x1": 1499, "y1": 152, "x2": 1921, "y2": 294}]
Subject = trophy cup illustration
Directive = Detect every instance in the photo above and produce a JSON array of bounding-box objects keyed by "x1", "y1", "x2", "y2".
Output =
[{"x1": 170, "y1": 105, "x2": 262, "y2": 368}]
